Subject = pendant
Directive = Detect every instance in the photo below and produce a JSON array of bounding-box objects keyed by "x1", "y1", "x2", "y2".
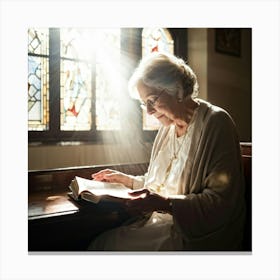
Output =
[
  {"x1": 149, "y1": 183, "x2": 165, "y2": 193},
  {"x1": 165, "y1": 159, "x2": 173, "y2": 175},
  {"x1": 148, "y1": 156, "x2": 176, "y2": 194}
]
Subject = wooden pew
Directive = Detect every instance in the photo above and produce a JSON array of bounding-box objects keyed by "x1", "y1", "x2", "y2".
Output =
[
  {"x1": 28, "y1": 163, "x2": 148, "y2": 251},
  {"x1": 28, "y1": 143, "x2": 252, "y2": 251}
]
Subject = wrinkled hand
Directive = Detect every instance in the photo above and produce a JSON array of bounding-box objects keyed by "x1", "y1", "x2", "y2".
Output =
[
  {"x1": 125, "y1": 188, "x2": 170, "y2": 216},
  {"x1": 91, "y1": 169, "x2": 133, "y2": 188}
]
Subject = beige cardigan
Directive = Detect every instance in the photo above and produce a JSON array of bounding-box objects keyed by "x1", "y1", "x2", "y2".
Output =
[{"x1": 149, "y1": 99, "x2": 246, "y2": 250}]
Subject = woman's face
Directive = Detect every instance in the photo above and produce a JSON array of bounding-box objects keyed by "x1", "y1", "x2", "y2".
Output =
[{"x1": 137, "y1": 81, "x2": 179, "y2": 126}]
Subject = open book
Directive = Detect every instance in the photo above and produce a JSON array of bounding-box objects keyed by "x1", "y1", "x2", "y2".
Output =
[{"x1": 68, "y1": 176, "x2": 134, "y2": 204}]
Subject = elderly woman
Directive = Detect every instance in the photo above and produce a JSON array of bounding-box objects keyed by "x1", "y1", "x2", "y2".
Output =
[{"x1": 88, "y1": 52, "x2": 246, "y2": 251}]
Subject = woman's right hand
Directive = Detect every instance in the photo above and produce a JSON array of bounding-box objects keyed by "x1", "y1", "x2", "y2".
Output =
[{"x1": 91, "y1": 169, "x2": 133, "y2": 188}]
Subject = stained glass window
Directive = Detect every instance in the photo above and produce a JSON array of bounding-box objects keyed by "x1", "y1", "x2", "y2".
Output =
[
  {"x1": 95, "y1": 29, "x2": 121, "y2": 130},
  {"x1": 60, "y1": 59, "x2": 92, "y2": 131},
  {"x1": 60, "y1": 28, "x2": 92, "y2": 131},
  {"x1": 60, "y1": 28, "x2": 121, "y2": 131},
  {"x1": 142, "y1": 28, "x2": 174, "y2": 130},
  {"x1": 28, "y1": 28, "x2": 49, "y2": 131},
  {"x1": 28, "y1": 28, "x2": 122, "y2": 136}
]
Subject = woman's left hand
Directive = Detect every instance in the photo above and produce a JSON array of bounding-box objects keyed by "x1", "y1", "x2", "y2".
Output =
[{"x1": 125, "y1": 188, "x2": 170, "y2": 215}]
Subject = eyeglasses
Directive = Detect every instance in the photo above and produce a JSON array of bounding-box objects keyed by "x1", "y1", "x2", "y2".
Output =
[{"x1": 140, "y1": 90, "x2": 164, "y2": 110}]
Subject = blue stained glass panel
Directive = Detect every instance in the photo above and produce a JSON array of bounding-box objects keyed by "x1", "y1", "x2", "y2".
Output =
[
  {"x1": 28, "y1": 54, "x2": 49, "y2": 130},
  {"x1": 28, "y1": 28, "x2": 49, "y2": 131}
]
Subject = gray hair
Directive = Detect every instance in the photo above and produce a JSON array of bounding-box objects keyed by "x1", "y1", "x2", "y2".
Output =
[{"x1": 128, "y1": 52, "x2": 199, "y2": 100}]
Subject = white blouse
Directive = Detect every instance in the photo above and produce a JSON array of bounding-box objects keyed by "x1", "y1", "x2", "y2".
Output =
[{"x1": 145, "y1": 122, "x2": 195, "y2": 197}]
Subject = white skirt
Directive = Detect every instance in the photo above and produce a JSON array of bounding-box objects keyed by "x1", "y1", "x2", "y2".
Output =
[{"x1": 88, "y1": 211, "x2": 183, "y2": 251}]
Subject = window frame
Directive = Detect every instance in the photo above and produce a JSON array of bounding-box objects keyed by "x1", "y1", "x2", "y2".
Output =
[{"x1": 28, "y1": 28, "x2": 188, "y2": 144}]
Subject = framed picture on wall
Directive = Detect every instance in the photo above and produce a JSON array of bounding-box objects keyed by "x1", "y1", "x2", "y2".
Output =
[{"x1": 215, "y1": 28, "x2": 241, "y2": 57}]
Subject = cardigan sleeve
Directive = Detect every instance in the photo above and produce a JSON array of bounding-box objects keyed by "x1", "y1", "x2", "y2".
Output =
[{"x1": 171, "y1": 108, "x2": 245, "y2": 242}]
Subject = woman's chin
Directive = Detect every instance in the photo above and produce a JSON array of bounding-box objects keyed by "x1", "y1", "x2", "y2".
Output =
[{"x1": 157, "y1": 116, "x2": 173, "y2": 126}]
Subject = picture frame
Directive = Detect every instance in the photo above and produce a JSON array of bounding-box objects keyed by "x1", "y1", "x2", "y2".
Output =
[{"x1": 215, "y1": 28, "x2": 241, "y2": 57}]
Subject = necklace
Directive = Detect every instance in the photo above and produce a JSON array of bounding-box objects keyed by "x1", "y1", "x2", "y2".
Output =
[
  {"x1": 149, "y1": 125, "x2": 188, "y2": 193},
  {"x1": 148, "y1": 101, "x2": 200, "y2": 194}
]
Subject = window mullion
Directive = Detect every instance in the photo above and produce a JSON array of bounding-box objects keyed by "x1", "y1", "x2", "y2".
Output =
[{"x1": 49, "y1": 28, "x2": 61, "y2": 140}]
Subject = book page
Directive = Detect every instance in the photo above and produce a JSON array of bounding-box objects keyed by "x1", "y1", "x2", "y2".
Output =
[{"x1": 75, "y1": 176, "x2": 132, "y2": 199}]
